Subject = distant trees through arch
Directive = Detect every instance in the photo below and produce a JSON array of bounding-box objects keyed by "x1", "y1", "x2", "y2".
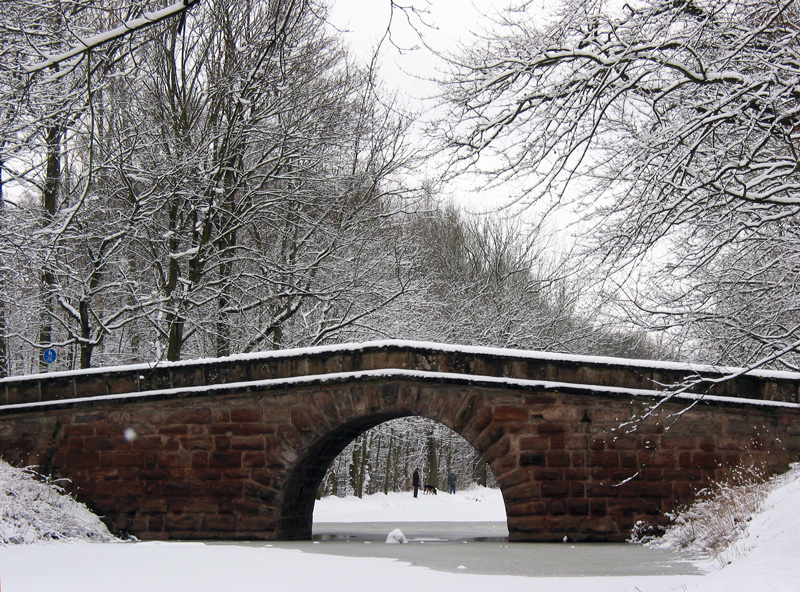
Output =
[{"x1": 318, "y1": 417, "x2": 495, "y2": 498}]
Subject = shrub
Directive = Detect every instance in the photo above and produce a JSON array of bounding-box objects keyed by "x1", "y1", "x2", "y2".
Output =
[
  {"x1": 0, "y1": 460, "x2": 116, "y2": 544},
  {"x1": 639, "y1": 463, "x2": 776, "y2": 565}
]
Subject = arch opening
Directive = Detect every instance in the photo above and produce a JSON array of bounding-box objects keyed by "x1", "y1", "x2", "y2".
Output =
[
  {"x1": 284, "y1": 416, "x2": 506, "y2": 542},
  {"x1": 317, "y1": 416, "x2": 498, "y2": 500}
]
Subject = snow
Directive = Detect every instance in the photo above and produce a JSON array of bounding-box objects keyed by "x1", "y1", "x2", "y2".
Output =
[
  {"x1": 25, "y1": 1, "x2": 198, "y2": 73},
  {"x1": 0, "y1": 463, "x2": 114, "y2": 545},
  {"x1": 385, "y1": 528, "x2": 408, "y2": 544},
  {"x1": 313, "y1": 486, "x2": 507, "y2": 523},
  {"x1": 3, "y1": 472, "x2": 800, "y2": 591}
]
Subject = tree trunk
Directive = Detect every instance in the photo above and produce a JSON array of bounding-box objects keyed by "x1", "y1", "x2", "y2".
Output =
[
  {"x1": 38, "y1": 124, "x2": 62, "y2": 372},
  {"x1": 0, "y1": 160, "x2": 8, "y2": 377}
]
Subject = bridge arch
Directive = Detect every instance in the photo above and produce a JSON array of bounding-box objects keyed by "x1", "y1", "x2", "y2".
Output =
[
  {"x1": 280, "y1": 411, "x2": 412, "y2": 538},
  {"x1": 268, "y1": 382, "x2": 503, "y2": 539}
]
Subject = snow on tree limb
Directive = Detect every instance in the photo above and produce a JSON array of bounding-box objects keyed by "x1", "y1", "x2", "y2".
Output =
[
  {"x1": 437, "y1": 0, "x2": 800, "y2": 371},
  {"x1": 23, "y1": 0, "x2": 201, "y2": 74}
]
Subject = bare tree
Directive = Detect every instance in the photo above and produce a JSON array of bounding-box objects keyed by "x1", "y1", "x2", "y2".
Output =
[
  {"x1": 0, "y1": 0, "x2": 420, "y2": 370},
  {"x1": 109, "y1": 0, "x2": 416, "y2": 361},
  {"x1": 1, "y1": 1, "x2": 113, "y2": 370},
  {"x1": 379, "y1": 198, "x2": 670, "y2": 358},
  {"x1": 438, "y1": 0, "x2": 800, "y2": 369}
]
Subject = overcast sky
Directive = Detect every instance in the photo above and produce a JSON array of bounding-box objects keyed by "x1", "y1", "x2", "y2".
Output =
[
  {"x1": 325, "y1": 1, "x2": 515, "y2": 212},
  {"x1": 326, "y1": 0, "x2": 556, "y2": 220},
  {"x1": 327, "y1": 0, "x2": 508, "y2": 102}
]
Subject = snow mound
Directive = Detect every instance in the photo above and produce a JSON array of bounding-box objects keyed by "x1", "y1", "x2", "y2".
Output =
[
  {"x1": 385, "y1": 528, "x2": 407, "y2": 544},
  {"x1": 0, "y1": 460, "x2": 117, "y2": 544}
]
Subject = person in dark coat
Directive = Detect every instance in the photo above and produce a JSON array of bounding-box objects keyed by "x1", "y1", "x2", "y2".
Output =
[
  {"x1": 448, "y1": 468, "x2": 457, "y2": 494},
  {"x1": 412, "y1": 468, "x2": 421, "y2": 498}
]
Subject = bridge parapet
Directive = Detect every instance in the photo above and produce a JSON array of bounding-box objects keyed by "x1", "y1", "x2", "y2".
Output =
[{"x1": 2, "y1": 341, "x2": 799, "y2": 408}]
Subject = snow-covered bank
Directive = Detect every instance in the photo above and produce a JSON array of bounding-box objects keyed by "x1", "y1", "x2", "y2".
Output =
[
  {"x1": 0, "y1": 462, "x2": 114, "y2": 544},
  {"x1": 676, "y1": 464, "x2": 800, "y2": 592}
]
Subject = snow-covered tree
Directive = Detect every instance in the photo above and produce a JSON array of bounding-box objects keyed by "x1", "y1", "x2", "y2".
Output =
[
  {"x1": 0, "y1": 1, "x2": 147, "y2": 372},
  {"x1": 0, "y1": 0, "x2": 418, "y2": 369},
  {"x1": 381, "y1": 199, "x2": 671, "y2": 358},
  {"x1": 438, "y1": 0, "x2": 800, "y2": 369}
]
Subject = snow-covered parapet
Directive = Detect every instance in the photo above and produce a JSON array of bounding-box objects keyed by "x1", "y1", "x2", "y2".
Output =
[{"x1": 2, "y1": 340, "x2": 799, "y2": 413}]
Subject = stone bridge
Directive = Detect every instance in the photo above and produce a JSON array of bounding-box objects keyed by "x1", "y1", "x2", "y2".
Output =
[{"x1": 1, "y1": 341, "x2": 799, "y2": 542}]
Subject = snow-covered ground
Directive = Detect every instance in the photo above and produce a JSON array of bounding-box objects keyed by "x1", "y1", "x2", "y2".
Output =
[
  {"x1": 2, "y1": 470, "x2": 800, "y2": 591},
  {"x1": 313, "y1": 486, "x2": 507, "y2": 523}
]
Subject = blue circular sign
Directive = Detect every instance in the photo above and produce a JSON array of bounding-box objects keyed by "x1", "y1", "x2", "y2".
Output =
[{"x1": 43, "y1": 348, "x2": 57, "y2": 364}]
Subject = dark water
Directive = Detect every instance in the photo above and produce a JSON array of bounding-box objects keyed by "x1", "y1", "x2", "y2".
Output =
[{"x1": 254, "y1": 521, "x2": 704, "y2": 577}]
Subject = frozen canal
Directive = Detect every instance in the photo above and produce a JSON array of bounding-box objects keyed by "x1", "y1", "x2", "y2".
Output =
[
  {"x1": 241, "y1": 521, "x2": 703, "y2": 578},
  {"x1": 303, "y1": 488, "x2": 702, "y2": 578}
]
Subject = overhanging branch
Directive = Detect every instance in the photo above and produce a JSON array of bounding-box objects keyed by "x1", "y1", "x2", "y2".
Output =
[{"x1": 23, "y1": 0, "x2": 202, "y2": 74}]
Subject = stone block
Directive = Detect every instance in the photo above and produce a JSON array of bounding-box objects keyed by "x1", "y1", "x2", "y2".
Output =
[
  {"x1": 692, "y1": 452, "x2": 724, "y2": 470},
  {"x1": 156, "y1": 452, "x2": 190, "y2": 468},
  {"x1": 507, "y1": 515, "x2": 547, "y2": 533},
  {"x1": 547, "y1": 451, "x2": 571, "y2": 467},
  {"x1": 571, "y1": 452, "x2": 587, "y2": 467},
  {"x1": 242, "y1": 451, "x2": 266, "y2": 468},
  {"x1": 519, "y1": 435, "x2": 549, "y2": 451},
  {"x1": 505, "y1": 500, "x2": 548, "y2": 516},
  {"x1": 640, "y1": 482, "x2": 673, "y2": 498},
  {"x1": 567, "y1": 499, "x2": 590, "y2": 516},
  {"x1": 540, "y1": 482, "x2": 570, "y2": 498},
  {"x1": 203, "y1": 515, "x2": 238, "y2": 531},
  {"x1": 231, "y1": 407, "x2": 263, "y2": 423},
  {"x1": 84, "y1": 437, "x2": 115, "y2": 451},
  {"x1": 65, "y1": 451, "x2": 100, "y2": 468},
  {"x1": 537, "y1": 422, "x2": 566, "y2": 434},
  {"x1": 501, "y1": 480, "x2": 538, "y2": 503},
  {"x1": 493, "y1": 406, "x2": 529, "y2": 422},
  {"x1": 164, "y1": 408, "x2": 212, "y2": 425},
  {"x1": 533, "y1": 468, "x2": 562, "y2": 481},
  {"x1": 165, "y1": 514, "x2": 200, "y2": 531},
  {"x1": 231, "y1": 436, "x2": 266, "y2": 451},
  {"x1": 207, "y1": 481, "x2": 243, "y2": 498},
  {"x1": 170, "y1": 367, "x2": 205, "y2": 389},
  {"x1": 208, "y1": 451, "x2": 242, "y2": 468},
  {"x1": 162, "y1": 482, "x2": 192, "y2": 497},
  {"x1": 519, "y1": 452, "x2": 546, "y2": 467},
  {"x1": 589, "y1": 451, "x2": 620, "y2": 468}
]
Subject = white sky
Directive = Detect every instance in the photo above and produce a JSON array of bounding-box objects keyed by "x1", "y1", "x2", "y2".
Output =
[
  {"x1": 326, "y1": 0, "x2": 557, "y2": 220},
  {"x1": 327, "y1": 0, "x2": 527, "y2": 214},
  {"x1": 328, "y1": 0, "x2": 506, "y2": 101}
]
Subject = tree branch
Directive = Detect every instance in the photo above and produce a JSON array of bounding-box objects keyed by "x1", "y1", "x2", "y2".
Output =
[{"x1": 23, "y1": 0, "x2": 201, "y2": 74}]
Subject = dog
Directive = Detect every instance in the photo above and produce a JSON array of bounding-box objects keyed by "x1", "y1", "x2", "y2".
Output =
[{"x1": 423, "y1": 484, "x2": 438, "y2": 495}]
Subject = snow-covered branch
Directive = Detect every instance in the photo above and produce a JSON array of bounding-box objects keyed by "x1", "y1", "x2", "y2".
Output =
[{"x1": 23, "y1": 0, "x2": 201, "y2": 74}]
